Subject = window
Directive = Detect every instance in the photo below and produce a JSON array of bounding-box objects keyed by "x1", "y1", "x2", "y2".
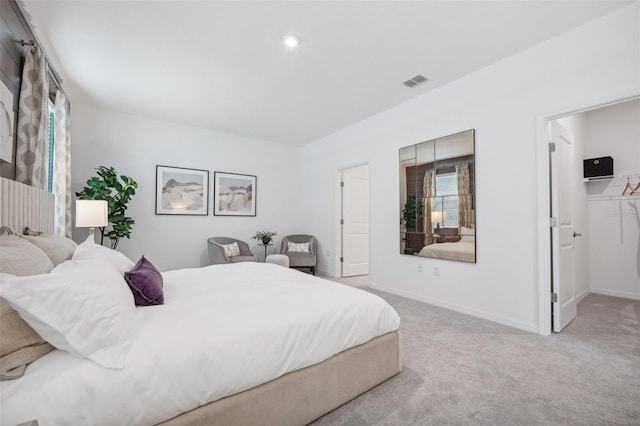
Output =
[
  {"x1": 433, "y1": 172, "x2": 458, "y2": 228},
  {"x1": 47, "y1": 100, "x2": 55, "y2": 193}
]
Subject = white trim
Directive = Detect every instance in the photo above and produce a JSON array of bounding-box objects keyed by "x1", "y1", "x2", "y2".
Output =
[
  {"x1": 535, "y1": 89, "x2": 640, "y2": 336},
  {"x1": 590, "y1": 288, "x2": 640, "y2": 301},
  {"x1": 370, "y1": 282, "x2": 538, "y2": 334},
  {"x1": 576, "y1": 288, "x2": 591, "y2": 303}
]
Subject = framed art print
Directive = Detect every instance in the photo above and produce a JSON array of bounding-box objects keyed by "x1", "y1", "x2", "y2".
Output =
[
  {"x1": 214, "y1": 171, "x2": 256, "y2": 216},
  {"x1": 156, "y1": 165, "x2": 209, "y2": 215}
]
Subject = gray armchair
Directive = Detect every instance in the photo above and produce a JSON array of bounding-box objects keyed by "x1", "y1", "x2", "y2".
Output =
[
  {"x1": 208, "y1": 237, "x2": 258, "y2": 265},
  {"x1": 280, "y1": 235, "x2": 317, "y2": 275}
]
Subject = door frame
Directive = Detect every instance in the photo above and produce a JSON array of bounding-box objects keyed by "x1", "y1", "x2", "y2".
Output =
[
  {"x1": 335, "y1": 162, "x2": 371, "y2": 278},
  {"x1": 535, "y1": 90, "x2": 639, "y2": 335}
]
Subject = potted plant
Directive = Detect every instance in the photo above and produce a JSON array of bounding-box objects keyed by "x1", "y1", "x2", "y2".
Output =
[
  {"x1": 76, "y1": 166, "x2": 138, "y2": 249},
  {"x1": 401, "y1": 196, "x2": 424, "y2": 230},
  {"x1": 252, "y1": 231, "x2": 277, "y2": 245}
]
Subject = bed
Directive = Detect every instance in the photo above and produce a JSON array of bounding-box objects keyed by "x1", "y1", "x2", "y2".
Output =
[
  {"x1": 0, "y1": 178, "x2": 401, "y2": 426},
  {"x1": 417, "y1": 240, "x2": 475, "y2": 262}
]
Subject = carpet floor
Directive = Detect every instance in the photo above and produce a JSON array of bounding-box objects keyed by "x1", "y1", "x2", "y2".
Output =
[{"x1": 311, "y1": 289, "x2": 640, "y2": 426}]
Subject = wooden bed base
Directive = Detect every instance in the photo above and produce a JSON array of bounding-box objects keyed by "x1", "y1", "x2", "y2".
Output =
[{"x1": 160, "y1": 331, "x2": 401, "y2": 426}]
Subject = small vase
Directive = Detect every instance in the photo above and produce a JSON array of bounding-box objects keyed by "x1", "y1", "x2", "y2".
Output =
[{"x1": 262, "y1": 238, "x2": 271, "y2": 245}]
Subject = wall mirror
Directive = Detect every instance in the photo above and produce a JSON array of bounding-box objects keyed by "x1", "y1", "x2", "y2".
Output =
[{"x1": 399, "y1": 129, "x2": 476, "y2": 263}]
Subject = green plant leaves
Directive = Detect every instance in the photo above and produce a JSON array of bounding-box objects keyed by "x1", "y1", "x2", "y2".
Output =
[{"x1": 76, "y1": 166, "x2": 138, "y2": 249}]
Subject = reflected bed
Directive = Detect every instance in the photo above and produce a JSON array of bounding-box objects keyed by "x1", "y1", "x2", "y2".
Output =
[{"x1": 418, "y1": 240, "x2": 475, "y2": 263}]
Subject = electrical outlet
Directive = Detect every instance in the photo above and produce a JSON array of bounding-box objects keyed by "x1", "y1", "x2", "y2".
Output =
[
  {"x1": 417, "y1": 264, "x2": 423, "y2": 272},
  {"x1": 433, "y1": 266, "x2": 440, "y2": 277},
  {"x1": 326, "y1": 250, "x2": 330, "y2": 257}
]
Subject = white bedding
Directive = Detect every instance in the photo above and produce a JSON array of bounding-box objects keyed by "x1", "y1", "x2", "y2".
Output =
[
  {"x1": 418, "y1": 240, "x2": 475, "y2": 262},
  {"x1": 1, "y1": 262, "x2": 400, "y2": 426}
]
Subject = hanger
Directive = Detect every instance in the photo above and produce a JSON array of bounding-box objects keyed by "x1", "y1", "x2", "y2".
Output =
[
  {"x1": 632, "y1": 179, "x2": 640, "y2": 195},
  {"x1": 622, "y1": 177, "x2": 635, "y2": 195}
]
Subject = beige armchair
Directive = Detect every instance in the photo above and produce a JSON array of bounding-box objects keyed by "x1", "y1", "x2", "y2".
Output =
[
  {"x1": 280, "y1": 235, "x2": 317, "y2": 275},
  {"x1": 208, "y1": 237, "x2": 258, "y2": 265}
]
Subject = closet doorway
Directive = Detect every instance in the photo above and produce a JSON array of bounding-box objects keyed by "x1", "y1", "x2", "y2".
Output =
[
  {"x1": 548, "y1": 98, "x2": 640, "y2": 332},
  {"x1": 340, "y1": 164, "x2": 370, "y2": 278}
]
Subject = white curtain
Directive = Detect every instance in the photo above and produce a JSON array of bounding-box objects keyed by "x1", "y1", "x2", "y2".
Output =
[
  {"x1": 456, "y1": 163, "x2": 473, "y2": 228},
  {"x1": 15, "y1": 46, "x2": 49, "y2": 189},
  {"x1": 54, "y1": 90, "x2": 71, "y2": 237}
]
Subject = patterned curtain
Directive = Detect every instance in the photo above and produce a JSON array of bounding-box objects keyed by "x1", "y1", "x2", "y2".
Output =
[
  {"x1": 423, "y1": 169, "x2": 435, "y2": 239},
  {"x1": 15, "y1": 46, "x2": 49, "y2": 189},
  {"x1": 456, "y1": 163, "x2": 472, "y2": 228},
  {"x1": 54, "y1": 90, "x2": 71, "y2": 237}
]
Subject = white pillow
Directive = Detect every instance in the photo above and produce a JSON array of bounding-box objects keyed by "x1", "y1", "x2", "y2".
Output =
[
  {"x1": 72, "y1": 235, "x2": 134, "y2": 274},
  {"x1": 21, "y1": 234, "x2": 77, "y2": 266},
  {"x1": 287, "y1": 241, "x2": 310, "y2": 253},
  {"x1": 459, "y1": 226, "x2": 475, "y2": 243},
  {"x1": 460, "y1": 226, "x2": 475, "y2": 236},
  {"x1": 0, "y1": 259, "x2": 135, "y2": 369},
  {"x1": 221, "y1": 242, "x2": 240, "y2": 258},
  {"x1": 460, "y1": 235, "x2": 475, "y2": 243},
  {"x1": 0, "y1": 234, "x2": 54, "y2": 276}
]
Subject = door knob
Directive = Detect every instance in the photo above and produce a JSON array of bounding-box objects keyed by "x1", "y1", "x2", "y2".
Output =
[{"x1": 573, "y1": 232, "x2": 583, "y2": 238}]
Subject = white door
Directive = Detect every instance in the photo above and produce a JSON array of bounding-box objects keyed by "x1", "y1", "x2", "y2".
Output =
[
  {"x1": 342, "y1": 164, "x2": 369, "y2": 277},
  {"x1": 550, "y1": 121, "x2": 578, "y2": 332}
]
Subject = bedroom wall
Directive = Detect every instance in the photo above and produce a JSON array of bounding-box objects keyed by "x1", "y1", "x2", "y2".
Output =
[
  {"x1": 299, "y1": 3, "x2": 639, "y2": 332},
  {"x1": 584, "y1": 99, "x2": 640, "y2": 300},
  {"x1": 71, "y1": 104, "x2": 301, "y2": 271}
]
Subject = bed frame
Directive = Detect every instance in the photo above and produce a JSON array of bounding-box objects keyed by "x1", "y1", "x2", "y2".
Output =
[
  {"x1": 161, "y1": 331, "x2": 400, "y2": 426},
  {"x1": 1, "y1": 177, "x2": 402, "y2": 425}
]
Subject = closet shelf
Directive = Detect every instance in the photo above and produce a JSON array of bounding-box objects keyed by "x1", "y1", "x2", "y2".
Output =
[
  {"x1": 583, "y1": 176, "x2": 614, "y2": 183},
  {"x1": 588, "y1": 195, "x2": 640, "y2": 201},
  {"x1": 585, "y1": 174, "x2": 640, "y2": 201}
]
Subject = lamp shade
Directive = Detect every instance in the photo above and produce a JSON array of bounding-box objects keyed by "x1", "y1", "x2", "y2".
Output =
[
  {"x1": 431, "y1": 210, "x2": 447, "y2": 223},
  {"x1": 76, "y1": 200, "x2": 108, "y2": 228}
]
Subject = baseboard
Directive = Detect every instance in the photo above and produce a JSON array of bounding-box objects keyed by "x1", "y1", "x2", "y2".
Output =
[
  {"x1": 589, "y1": 288, "x2": 640, "y2": 301},
  {"x1": 576, "y1": 288, "x2": 591, "y2": 303},
  {"x1": 369, "y1": 282, "x2": 538, "y2": 334}
]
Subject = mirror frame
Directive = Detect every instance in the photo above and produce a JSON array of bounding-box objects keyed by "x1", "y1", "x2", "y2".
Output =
[{"x1": 399, "y1": 129, "x2": 476, "y2": 263}]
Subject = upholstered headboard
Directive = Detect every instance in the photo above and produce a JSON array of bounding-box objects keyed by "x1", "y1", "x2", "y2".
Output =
[{"x1": 0, "y1": 177, "x2": 54, "y2": 234}]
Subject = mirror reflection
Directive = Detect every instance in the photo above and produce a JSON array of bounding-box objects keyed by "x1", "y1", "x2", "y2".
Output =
[{"x1": 399, "y1": 129, "x2": 476, "y2": 263}]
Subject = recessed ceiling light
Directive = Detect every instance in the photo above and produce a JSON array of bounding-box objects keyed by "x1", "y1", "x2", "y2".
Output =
[{"x1": 283, "y1": 35, "x2": 299, "y2": 49}]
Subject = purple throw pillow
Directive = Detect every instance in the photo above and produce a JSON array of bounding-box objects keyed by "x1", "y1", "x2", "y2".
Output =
[{"x1": 124, "y1": 256, "x2": 164, "y2": 306}]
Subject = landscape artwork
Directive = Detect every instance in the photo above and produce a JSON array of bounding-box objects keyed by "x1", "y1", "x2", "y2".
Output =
[
  {"x1": 214, "y1": 172, "x2": 256, "y2": 216},
  {"x1": 156, "y1": 165, "x2": 209, "y2": 215}
]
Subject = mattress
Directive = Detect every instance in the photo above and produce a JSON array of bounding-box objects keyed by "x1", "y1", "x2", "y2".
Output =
[
  {"x1": 418, "y1": 240, "x2": 475, "y2": 262},
  {"x1": 1, "y1": 262, "x2": 400, "y2": 425}
]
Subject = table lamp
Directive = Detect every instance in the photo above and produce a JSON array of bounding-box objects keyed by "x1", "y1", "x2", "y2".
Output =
[
  {"x1": 76, "y1": 199, "x2": 108, "y2": 235},
  {"x1": 432, "y1": 210, "x2": 447, "y2": 237}
]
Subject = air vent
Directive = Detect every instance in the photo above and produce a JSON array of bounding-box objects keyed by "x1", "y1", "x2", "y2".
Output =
[{"x1": 402, "y1": 74, "x2": 428, "y2": 88}]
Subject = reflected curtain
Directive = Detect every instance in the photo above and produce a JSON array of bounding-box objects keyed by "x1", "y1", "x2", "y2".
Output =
[
  {"x1": 54, "y1": 90, "x2": 71, "y2": 237},
  {"x1": 15, "y1": 46, "x2": 49, "y2": 189},
  {"x1": 423, "y1": 169, "x2": 435, "y2": 239},
  {"x1": 456, "y1": 163, "x2": 472, "y2": 227}
]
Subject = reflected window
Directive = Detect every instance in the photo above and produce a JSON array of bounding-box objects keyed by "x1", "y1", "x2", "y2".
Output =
[{"x1": 434, "y1": 173, "x2": 458, "y2": 228}]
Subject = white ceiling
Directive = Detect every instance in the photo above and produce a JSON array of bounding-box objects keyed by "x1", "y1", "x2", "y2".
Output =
[{"x1": 20, "y1": 0, "x2": 631, "y2": 146}]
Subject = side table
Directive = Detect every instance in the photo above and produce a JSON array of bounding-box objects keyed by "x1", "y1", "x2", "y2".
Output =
[{"x1": 258, "y1": 242, "x2": 274, "y2": 261}]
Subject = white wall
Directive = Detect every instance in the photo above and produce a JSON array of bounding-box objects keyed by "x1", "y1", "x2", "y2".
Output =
[
  {"x1": 585, "y1": 99, "x2": 640, "y2": 299},
  {"x1": 554, "y1": 115, "x2": 590, "y2": 300},
  {"x1": 299, "y1": 3, "x2": 640, "y2": 332},
  {"x1": 71, "y1": 104, "x2": 301, "y2": 271}
]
